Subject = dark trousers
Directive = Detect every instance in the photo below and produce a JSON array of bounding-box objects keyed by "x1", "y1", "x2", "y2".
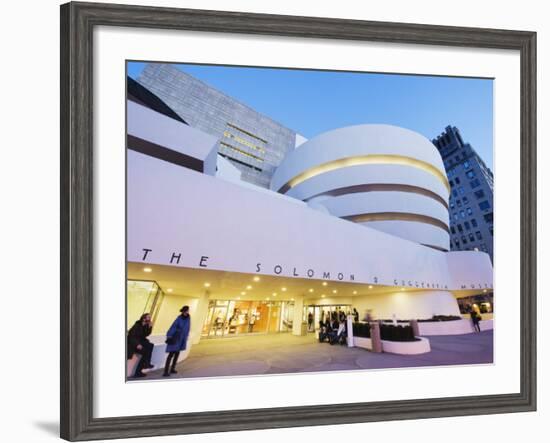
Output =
[
  {"x1": 473, "y1": 322, "x2": 481, "y2": 332},
  {"x1": 134, "y1": 340, "x2": 154, "y2": 375},
  {"x1": 164, "y1": 351, "x2": 180, "y2": 374}
]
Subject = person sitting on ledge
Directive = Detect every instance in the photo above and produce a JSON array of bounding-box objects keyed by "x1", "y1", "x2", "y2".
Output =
[
  {"x1": 127, "y1": 313, "x2": 155, "y2": 378},
  {"x1": 318, "y1": 320, "x2": 329, "y2": 342}
]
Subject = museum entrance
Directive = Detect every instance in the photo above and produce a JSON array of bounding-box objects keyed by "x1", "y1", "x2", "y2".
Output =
[
  {"x1": 305, "y1": 304, "x2": 352, "y2": 332},
  {"x1": 201, "y1": 299, "x2": 295, "y2": 338}
]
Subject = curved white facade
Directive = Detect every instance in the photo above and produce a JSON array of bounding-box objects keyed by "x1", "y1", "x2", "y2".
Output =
[
  {"x1": 127, "y1": 105, "x2": 493, "y2": 326},
  {"x1": 271, "y1": 124, "x2": 450, "y2": 251}
]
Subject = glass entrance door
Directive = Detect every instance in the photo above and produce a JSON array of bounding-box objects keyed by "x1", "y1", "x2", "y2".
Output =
[{"x1": 202, "y1": 299, "x2": 295, "y2": 338}]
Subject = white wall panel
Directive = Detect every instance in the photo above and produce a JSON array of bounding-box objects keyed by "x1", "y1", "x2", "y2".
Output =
[
  {"x1": 360, "y1": 220, "x2": 450, "y2": 251},
  {"x1": 321, "y1": 191, "x2": 449, "y2": 225},
  {"x1": 352, "y1": 290, "x2": 461, "y2": 320}
]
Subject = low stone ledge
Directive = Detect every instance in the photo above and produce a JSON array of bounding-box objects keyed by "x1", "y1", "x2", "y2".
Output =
[{"x1": 353, "y1": 335, "x2": 431, "y2": 355}]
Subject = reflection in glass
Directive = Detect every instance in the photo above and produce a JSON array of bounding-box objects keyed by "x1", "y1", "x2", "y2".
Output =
[
  {"x1": 201, "y1": 299, "x2": 295, "y2": 338},
  {"x1": 127, "y1": 280, "x2": 164, "y2": 330}
]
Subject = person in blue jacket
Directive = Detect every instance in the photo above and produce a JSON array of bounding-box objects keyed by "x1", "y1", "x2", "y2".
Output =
[{"x1": 163, "y1": 305, "x2": 191, "y2": 377}]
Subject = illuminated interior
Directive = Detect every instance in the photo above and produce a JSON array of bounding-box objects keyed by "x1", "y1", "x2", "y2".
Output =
[{"x1": 127, "y1": 263, "x2": 488, "y2": 338}]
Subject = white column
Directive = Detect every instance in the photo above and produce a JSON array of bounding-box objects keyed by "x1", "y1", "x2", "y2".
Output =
[
  {"x1": 191, "y1": 290, "x2": 210, "y2": 344},
  {"x1": 346, "y1": 314, "x2": 354, "y2": 347},
  {"x1": 292, "y1": 295, "x2": 304, "y2": 336}
]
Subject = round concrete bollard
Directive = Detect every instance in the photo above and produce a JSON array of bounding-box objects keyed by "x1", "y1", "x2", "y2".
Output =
[
  {"x1": 410, "y1": 319, "x2": 420, "y2": 337},
  {"x1": 370, "y1": 321, "x2": 383, "y2": 353}
]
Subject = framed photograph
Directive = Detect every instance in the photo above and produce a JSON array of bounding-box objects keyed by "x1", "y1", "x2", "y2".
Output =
[{"x1": 60, "y1": 1, "x2": 536, "y2": 441}]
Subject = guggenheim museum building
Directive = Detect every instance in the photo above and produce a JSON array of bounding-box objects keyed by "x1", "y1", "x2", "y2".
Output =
[{"x1": 126, "y1": 64, "x2": 493, "y2": 345}]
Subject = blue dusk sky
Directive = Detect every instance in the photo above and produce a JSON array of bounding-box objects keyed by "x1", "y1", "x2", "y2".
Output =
[{"x1": 128, "y1": 62, "x2": 493, "y2": 170}]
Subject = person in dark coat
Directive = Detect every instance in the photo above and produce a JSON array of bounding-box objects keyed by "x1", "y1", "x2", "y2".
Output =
[
  {"x1": 327, "y1": 317, "x2": 340, "y2": 344},
  {"x1": 163, "y1": 305, "x2": 191, "y2": 377},
  {"x1": 470, "y1": 310, "x2": 481, "y2": 332},
  {"x1": 127, "y1": 313, "x2": 154, "y2": 378}
]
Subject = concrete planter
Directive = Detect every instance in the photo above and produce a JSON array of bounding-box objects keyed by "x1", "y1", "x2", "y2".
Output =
[
  {"x1": 417, "y1": 318, "x2": 494, "y2": 336},
  {"x1": 353, "y1": 336, "x2": 373, "y2": 350},
  {"x1": 381, "y1": 337, "x2": 431, "y2": 354},
  {"x1": 353, "y1": 335, "x2": 431, "y2": 355}
]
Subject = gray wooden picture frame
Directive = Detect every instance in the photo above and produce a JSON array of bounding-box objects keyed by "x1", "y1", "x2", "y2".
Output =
[{"x1": 60, "y1": 1, "x2": 537, "y2": 441}]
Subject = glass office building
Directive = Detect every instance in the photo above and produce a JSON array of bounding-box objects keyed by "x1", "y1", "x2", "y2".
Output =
[{"x1": 433, "y1": 126, "x2": 494, "y2": 261}]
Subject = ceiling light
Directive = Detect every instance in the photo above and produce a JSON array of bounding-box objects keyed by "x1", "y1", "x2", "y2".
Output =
[
  {"x1": 368, "y1": 285, "x2": 373, "y2": 289},
  {"x1": 167, "y1": 288, "x2": 173, "y2": 293},
  {"x1": 281, "y1": 287, "x2": 287, "y2": 292},
  {"x1": 204, "y1": 282, "x2": 211, "y2": 288},
  {"x1": 352, "y1": 290, "x2": 357, "y2": 295},
  {"x1": 332, "y1": 289, "x2": 337, "y2": 294},
  {"x1": 483, "y1": 289, "x2": 488, "y2": 293},
  {"x1": 253, "y1": 276, "x2": 260, "y2": 282},
  {"x1": 321, "y1": 294, "x2": 326, "y2": 298},
  {"x1": 401, "y1": 287, "x2": 405, "y2": 291},
  {"x1": 237, "y1": 297, "x2": 241, "y2": 300},
  {"x1": 143, "y1": 267, "x2": 152, "y2": 273},
  {"x1": 308, "y1": 288, "x2": 314, "y2": 293},
  {"x1": 322, "y1": 282, "x2": 328, "y2": 286},
  {"x1": 272, "y1": 292, "x2": 277, "y2": 296},
  {"x1": 291, "y1": 298, "x2": 294, "y2": 301},
  {"x1": 241, "y1": 291, "x2": 246, "y2": 296}
]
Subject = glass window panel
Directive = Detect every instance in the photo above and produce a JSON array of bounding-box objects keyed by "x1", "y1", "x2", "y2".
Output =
[{"x1": 127, "y1": 280, "x2": 156, "y2": 330}]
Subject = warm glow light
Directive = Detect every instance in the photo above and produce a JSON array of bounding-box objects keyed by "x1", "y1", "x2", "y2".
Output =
[
  {"x1": 241, "y1": 291, "x2": 246, "y2": 296},
  {"x1": 253, "y1": 276, "x2": 260, "y2": 282},
  {"x1": 143, "y1": 267, "x2": 152, "y2": 273},
  {"x1": 401, "y1": 287, "x2": 405, "y2": 291},
  {"x1": 332, "y1": 289, "x2": 337, "y2": 294},
  {"x1": 272, "y1": 292, "x2": 277, "y2": 296},
  {"x1": 204, "y1": 282, "x2": 211, "y2": 288},
  {"x1": 279, "y1": 154, "x2": 450, "y2": 194},
  {"x1": 321, "y1": 294, "x2": 326, "y2": 298},
  {"x1": 291, "y1": 298, "x2": 295, "y2": 301},
  {"x1": 166, "y1": 288, "x2": 173, "y2": 293},
  {"x1": 368, "y1": 285, "x2": 373, "y2": 289},
  {"x1": 353, "y1": 290, "x2": 357, "y2": 295},
  {"x1": 281, "y1": 287, "x2": 287, "y2": 292},
  {"x1": 309, "y1": 288, "x2": 314, "y2": 293},
  {"x1": 483, "y1": 289, "x2": 488, "y2": 293},
  {"x1": 237, "y1": 297, "x2": 241, "y2": 300},
  {"x1": 345, "y1": 212, "x2": 449, "y2": 233},
  {"x1": 246, "y1": 285, "x2": 252, "y2": 290},
  {"x1": 322, "y1": 282, "x2": 328, "y2": 286}
]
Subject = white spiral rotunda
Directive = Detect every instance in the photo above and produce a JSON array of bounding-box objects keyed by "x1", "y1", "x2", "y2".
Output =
[{"x1": 270, "y1": 124, "x2": 451, "y2": 252}]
